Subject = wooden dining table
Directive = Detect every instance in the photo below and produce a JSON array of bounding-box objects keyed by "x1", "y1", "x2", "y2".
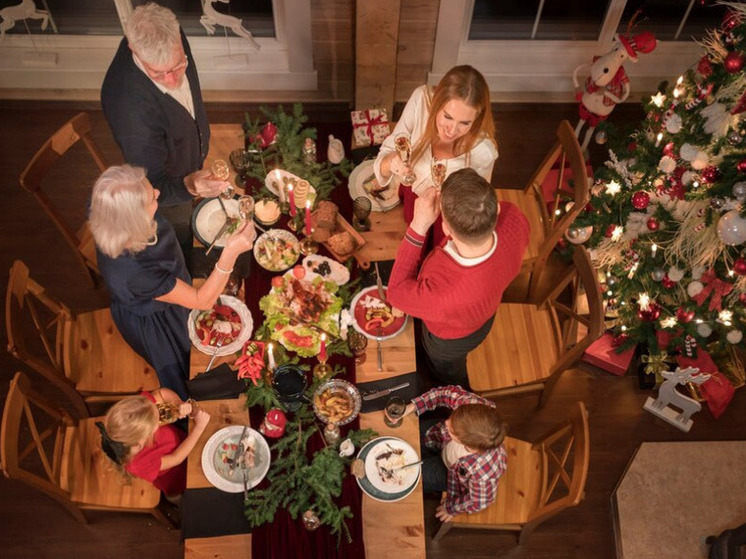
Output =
[{"x1": 182, "y1": 124, "x2": 426, "y2": 559}]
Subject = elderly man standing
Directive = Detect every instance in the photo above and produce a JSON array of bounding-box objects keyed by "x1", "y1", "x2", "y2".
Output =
[{"x1": 101, "y1": 2, "x2": 227, "y2": 263}]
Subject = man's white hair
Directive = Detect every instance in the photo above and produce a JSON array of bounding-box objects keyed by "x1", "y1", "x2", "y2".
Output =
[{"x1": 125, "y1": 2, "x2": 181, "y2": 66}]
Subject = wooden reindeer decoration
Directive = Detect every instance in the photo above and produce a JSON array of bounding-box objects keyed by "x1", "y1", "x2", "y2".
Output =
[
  {"x1": 573, "y1": 30, "x2": 656, "y2": 151},
  {"x1": 0, "y1": 0, "x2": 49, "y2": 41},
  {"x1": 643, "y1": 366, "x2": 710, "y2": 432},
  {"x1": 200, "y1": 0, "x2": 260, "y2": 51}
]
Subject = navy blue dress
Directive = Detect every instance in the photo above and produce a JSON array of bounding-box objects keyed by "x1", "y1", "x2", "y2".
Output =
[{"x1": 97, "y1": 212, "x2": 192, "y2": 399}]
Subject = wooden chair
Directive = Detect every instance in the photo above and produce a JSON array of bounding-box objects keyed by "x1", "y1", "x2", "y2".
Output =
[
  {"x1": 499, "y1": 120, "x2": 591, "y2": 303},
  {"x1": 19, "y1": 112, "x2": 108, "y2": 288},
  {"x1": 1, "y1": 372, "x2": 170, "y2": 526},
  {"x1": 466, "y1": 246, "x2": 603, "y2": 406},
  {"x1": 433, "y1": 401, "x2": 590, "y2": 544},
  {"x1": 5, "y1": 260, "x2": 158, "y2": 418}
]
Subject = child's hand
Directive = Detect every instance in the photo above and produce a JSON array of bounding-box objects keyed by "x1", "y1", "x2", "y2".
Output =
[
  {"x1": 435, "y1": 504, "x2": 454, "y2": 523},
  {"x1": 193, "y1": 408, "x2": 211, "y2": 430},
  {"x1": 178, "y1": 402, "x2": 192, "y2": 418}
]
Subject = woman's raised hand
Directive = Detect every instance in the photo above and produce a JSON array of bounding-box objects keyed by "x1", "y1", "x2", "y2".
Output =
[
  {"x1": 390, "y1": 154, "x2": 413, "y2": 180},
  {"x1": 225, "y1": 221, "x2": 257, "y2": 254}
]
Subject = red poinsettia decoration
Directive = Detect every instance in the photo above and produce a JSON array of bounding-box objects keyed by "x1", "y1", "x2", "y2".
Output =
[
  {"x1": 250, "y1": 122, "x2": 278, "y2": 149},
  {"x1": 235, "y1": 340, "x2": 267, "y2": 385}
]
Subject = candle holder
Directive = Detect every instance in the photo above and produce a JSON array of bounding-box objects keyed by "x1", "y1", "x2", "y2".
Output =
[
  {"x1": 313, "y1": 360, "x2": 332, "y2": 379},
  {"x1": 300, "y1": 235, "x2": 319, "y2": 255},
  {"x1": 287, "y1": 213, "x2": 301, "y2": 232},
  {"x1": 279, "y1": 198, "x2": 291, "y2": 215}
]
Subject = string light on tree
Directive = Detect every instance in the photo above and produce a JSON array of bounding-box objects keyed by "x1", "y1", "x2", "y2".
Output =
[{"x1": 606, "y1": 180, "x2": 622, "y2": 196}]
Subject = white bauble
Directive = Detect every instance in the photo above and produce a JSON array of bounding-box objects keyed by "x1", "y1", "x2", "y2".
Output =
[
  {"x1": 692, "y1": 266, "x2": 706, "y2": 280},
  {"x1": 687, "y1": 281, "x2": 704, "y2": 297},
  {"x1": 680, "y1": 143, "x2": 698, "y2": 161},
  {"x1": 668, "y1": 267, "x2": 685, "y2": 282},
  {"x1": 697, "y1": 323, "x2": 713, "y2": 337},
  {"x1": 681, "y1": 171, "x2": 696, "y2": 185},
  {"x1": 565, "y1": 225, "x2": 593, "y2": 245},
  {"x1": 717, "y1": 210, "x2": 746, "y2": 246},
  {"x1": 666, "y1": 114, "x2": 683, "y2": 134},
  {"x1": 691, "y1": 152, "x2": 710, "y2": 170},
  {"x1": 658, "y1": 156, "x2": 677, "y2": 174},
  {"x1": 727, "y1": 330, "x2": 744, "y2": 344}
]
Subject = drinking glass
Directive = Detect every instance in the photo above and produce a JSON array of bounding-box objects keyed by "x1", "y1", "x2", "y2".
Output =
[
  {"x1": 211, "y1": 159, "x2": 234, "y2": 199},
  {"x1": 394, "y1": 134, "x2": 416, "y2": 186},
  {"x1": 383, "y1": 396, "x2": 406, "y2": 428},
  {"x1": 431, "y1": 157, "x2": 447, "y2": 190},
  {"x1": 238, "y1": 195, "x2": 255, "y2": 221},
  {"x1": 352, "y1": 196, "x2": 372, "y2": 231},
  {"x1": 347, "y1": 330, "x2": 368, "y2": 365}
]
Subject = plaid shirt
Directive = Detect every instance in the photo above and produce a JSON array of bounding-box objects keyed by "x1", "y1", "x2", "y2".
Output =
[{"x1": 412, "y1": 386, "x2": 507, "y2": 515}]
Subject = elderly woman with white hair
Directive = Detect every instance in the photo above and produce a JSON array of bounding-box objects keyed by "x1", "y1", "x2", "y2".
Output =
[{"x1": 89, "y1": 164, "x2": 256, "y2": 399}]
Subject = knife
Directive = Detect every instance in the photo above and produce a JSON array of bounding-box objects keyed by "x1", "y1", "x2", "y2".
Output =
[
  {"x1": 362, "y1": 381, "x2": 410, "y2": 401},
  {"x1": 229, "y1": 424, "x2": 249, "y2": 475},
  {"x1": 216, "y1": 195, "x2": 230, "y2": 218},
  {"x1": 205, "y1": 217, "x2": 233, "y2": 255},
  {"x1": 376, "y1": 327, "x2": 383, "y2": 371},
  {"x1": 374, "y1": 262, "x2": 386, "y2": 302}
]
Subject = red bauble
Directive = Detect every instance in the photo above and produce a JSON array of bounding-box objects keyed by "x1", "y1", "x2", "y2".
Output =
[
  {"x1": 732, "y1": 90, "x2": 746, "y2": 116},
  {"x1": 701, "y1": 166, "x2": 721, "y2": 184},
  {"x1": 724, "y1": 51, "x2": 745, "y2": 74},
  {"x1": 611, "y1": 333, "x2": 628, "y2": 347},
  {"x1": 557, "y1": 237, "x2": 567, "y2": 248},
  {"x1": 647, "y1": 217, "x2": 659, "y2": 231},
  {"x1": 676, "y1": 307, "x2": 695, "y2": 323},
  {"x1": 661, "y1": 275, "x2": 675, "y2": 289},
  {"x1": 638, "y1": 303, "x2": 661, "y2": 322},
  {"x1": 723, "y1": 9, "x2": 742, "y2": 32},
  {"x1": 697, "y1": 55, "x2": 713, "y2": 77},
  {"x1": 738, "y1": 160, "x2": 746, "y2": 173},
  {"x1": 605, "y1": 224, "x2": 617, "y2": 238},
  {"x1": 734, "y1": 257, "x2": 746, "y2": 276},
  {"x1": 663, "y1": 142, "x2": 676, "y2": 157},
  {"x1": 631, "y1": 191, "x2": 650, "y2": 210},
  {"x1": 627, "y1": 142, "x2": 637, "y2": 153}
]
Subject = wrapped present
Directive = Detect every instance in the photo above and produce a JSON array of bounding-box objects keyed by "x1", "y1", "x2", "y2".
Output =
[
  {"x1": 581, "y1": 332, "x2": 638, "y2": 376},
  {"x1": 351, "y1": 108, "x2": 389, "y2": 147}
]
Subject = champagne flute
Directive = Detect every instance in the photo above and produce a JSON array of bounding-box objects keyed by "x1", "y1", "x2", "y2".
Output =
[
  {"x1": 431, "y1": 157, "x2": 447, "y2": 190},
  {"x1": 394, "y1": 134, "x2": 416, "y2": 186},
  {"x1": 211, "y1": 159, "x2": 234, "y2": 199}
]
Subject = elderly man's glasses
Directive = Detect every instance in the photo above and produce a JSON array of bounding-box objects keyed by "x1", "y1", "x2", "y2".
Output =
[{"x1": 144, "y1": 55, "x2": 189, "y2": 80}]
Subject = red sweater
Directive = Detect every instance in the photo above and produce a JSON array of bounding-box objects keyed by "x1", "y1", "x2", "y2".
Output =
[{"x1": 387, "y1": 201, "x2": 529, "y2": 339}]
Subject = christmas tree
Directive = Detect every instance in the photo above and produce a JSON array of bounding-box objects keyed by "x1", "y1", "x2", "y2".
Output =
[{"x1": 570, "y1": 3, "x2": 746, "y2": 391}]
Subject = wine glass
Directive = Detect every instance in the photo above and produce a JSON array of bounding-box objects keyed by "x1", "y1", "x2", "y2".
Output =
[
  {"x1": 394, "y1": 134, "x2": 416, "y2": 186},
  {"x1": 238, "y1": 195, "x2": 255, "y2": 221},
  {"x1": 431, "y1": 157, "x2": 447, "y2": 190},
  {"x1": 211, "y1": 159, "x2": 234, "y2": 199}
]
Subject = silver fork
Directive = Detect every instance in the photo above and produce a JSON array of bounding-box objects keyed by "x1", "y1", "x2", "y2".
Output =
[{"x1": 204, "y1": 338, "x2": 224, "y2": 372}]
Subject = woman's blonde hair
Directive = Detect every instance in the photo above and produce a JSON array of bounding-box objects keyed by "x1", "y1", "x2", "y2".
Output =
[
  {"x1": 89, "y1": 164, "x2": 156, "y2": 259},
  {"x1": 449, "y1": 404, "x2": 507, "y2": 453},
  {"x1": 411, "y1": 65, "x2": 496, "y2": 166},
  {"x1": 101, "y1": 394, "x2": 158, "y2": 468},
  {"x1": 125, "y1": 2, "x2": 182, "y2": 66}
]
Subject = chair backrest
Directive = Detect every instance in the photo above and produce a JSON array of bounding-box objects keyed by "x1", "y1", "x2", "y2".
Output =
[
  {"x1": 5, "y1": 260, "x2": 87, "y2": 416},
  {"x1": 1, "y1": 372, "x2": 76, "y2": 510},
  {"x1": 19, "y1": 112, "x2": 107, "y2": 286},
  {"x1": 526, "y1": 401, "x2": 590, "y2": 528},
  {"x1": 524, "y1": 120, "x2": 591, "y2": 299},
  {"x1": 541, "y1": 246, "x2": 605, "y2": 378}
]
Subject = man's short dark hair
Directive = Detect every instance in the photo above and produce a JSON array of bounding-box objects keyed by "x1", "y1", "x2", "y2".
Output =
[{"x1": 440, "y1": 168, "x2": 497, "y2": 242}]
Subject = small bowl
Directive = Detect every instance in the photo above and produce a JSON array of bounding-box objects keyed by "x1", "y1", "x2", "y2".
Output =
[
  {"x1": 312, "y1": 379, "x2": 362, "y2": 426},
  {"x1": 254, "y1": 199, "x2": 281, "y2": 226}
]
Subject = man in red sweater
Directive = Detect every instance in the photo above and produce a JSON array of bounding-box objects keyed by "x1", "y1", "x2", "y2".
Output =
[{"x1": 387, "y1": 168, "x2": 530, "y2": 386}]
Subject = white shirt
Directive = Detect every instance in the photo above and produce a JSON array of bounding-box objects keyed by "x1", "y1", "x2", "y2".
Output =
[
  {"x1": 374, "y1": 85, "x2": 498, "y2": 196},
  {"x1": 442, "y1": 439, "x2": 473, "y2": 468},
  {"x1": 132, "y1": 54, "x2": 195, "y2": 119},
  {"x1": 443, "y1": 231, "x2": 498, "y2": 266}
]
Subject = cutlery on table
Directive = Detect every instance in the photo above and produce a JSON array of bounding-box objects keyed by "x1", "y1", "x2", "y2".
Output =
[
  {"x1": 362, "y1": 382, "x2": 410, "y2": 401},
  {"x1": 374, "y1": 262, "x2": 386, "y2": 302},
  {"x1": 241, "y1": 465, "x2": 250, "y2": 500},
  {"x1": 376, "y1": 327, "x2": 384, "y2": 371},
  {"x1": 204, "y1": 338, "x2": 224, "y2": 372},
  {"x1": 216, "y1": 195, "x2": 230, "y2": 218},
  {"x1": 381, "y1": 460, "x2": 423, "y2": 476},
  {"x1": 229, "y1": 424, "x2": 249, "y2": 475},
  {"x1": 205, "y1": 218, "x2": 233, "y2": 255}
]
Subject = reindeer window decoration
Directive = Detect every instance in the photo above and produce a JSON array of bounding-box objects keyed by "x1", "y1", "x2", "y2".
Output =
[
  {"x1": 200, "y1": 0, "x2": 260, "y2": 51},
  {"x1": 573, "y1": 30, "x2": 656, "y2": 152},
  {"x1": 0, "y1": 0, "x2": 53, "y2": 42}
]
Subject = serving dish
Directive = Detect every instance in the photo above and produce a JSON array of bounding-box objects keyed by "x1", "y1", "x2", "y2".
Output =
[
  {"x1": 201, "y1": 426, "x2": 270, "y2": 493},
  {"x1": 187, "y1": 295, "x2": 253, "y2": 356},
  {"x1": 192, "y1": 197, "x2": 241, "y2": 249},
  {"x1": 312, "y1": 379, "x2": 361, "y2": 426},
  {"x1": 355, "y1": 436, "x2": 420, "y2": 502}
]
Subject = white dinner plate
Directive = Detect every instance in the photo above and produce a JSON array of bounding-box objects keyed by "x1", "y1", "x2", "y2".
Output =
[
  {"x1": 355, "y1": 436, "x2": 420, "y2": 502},
  {"x1": 348, "y1": 160, "x2": 399, "y2": 212},
  {"x1": 301, "y1": 254, "x2": 350, "y2": 285},
  {"x1": 264, "y1": 170, "x2": 317, "y2": 208},
  {"x1": 349, "y1": 286, "x2": 408, "y2": 341},
  {"x1": 192, "y1": 197, "x2": 241, "y2": 248},
  {"x1": 253, "y1": 229, "x2": 301, "y2": 272},
  {"x1": 201, "y1": 426, "x2": 271, "y2": 493},
  {"x1": 187, "y1": 295, "x2": 253, "y2": 356}
]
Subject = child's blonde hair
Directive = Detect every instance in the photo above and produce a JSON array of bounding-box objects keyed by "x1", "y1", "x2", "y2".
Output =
[
  {"x1": 449, "y1": 404, "x2": 507, "y2": 452},
  {"x1": 98, "y1": 394, "x2": 158, "y2": 469}
]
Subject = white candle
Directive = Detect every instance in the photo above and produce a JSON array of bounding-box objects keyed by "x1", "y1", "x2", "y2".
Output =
[
  {"x1": 267, "y1": 343, "x2": 276, "y2": 370},
  {"x1": 275, "y1": 170, "x2": 285, "y2": 203},
  {"x1": 651, "y1": 244, "x2": 657, "y2": 258},
  {"x1": 655, "y1": 133, "x2": 663, "y2": 147}
]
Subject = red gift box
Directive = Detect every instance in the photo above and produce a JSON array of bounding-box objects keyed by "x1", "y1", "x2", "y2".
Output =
[
  {"x1": 582, "y1": 332, "x2": 637, "y2": 376},
  {"x1": 351, "y1": 108, "x2": 389, "y2": 147}
]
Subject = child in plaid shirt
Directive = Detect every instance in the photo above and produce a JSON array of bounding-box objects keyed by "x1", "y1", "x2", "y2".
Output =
[{"x1": 392, "y1": 385, "x2": 507, "y2": 521}]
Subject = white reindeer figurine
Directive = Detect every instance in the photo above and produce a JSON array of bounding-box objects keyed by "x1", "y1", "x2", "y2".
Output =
[
  {"x1": 0, "y1": 0, "x2": 49, "y2": 42},
  {"x1": 200, "y1": 0, "x2": 260, "y2": 51},
  {"x1": 572, "y1": 31, "x2": 656, "y2": 152},
  {"x1": 643, "y1": 366, "x2": 710, "y2": 432}
]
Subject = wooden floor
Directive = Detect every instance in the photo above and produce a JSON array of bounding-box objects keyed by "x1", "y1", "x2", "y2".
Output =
[{"x1": 1, "y1": 100, "x2": 744, "y2": 559}]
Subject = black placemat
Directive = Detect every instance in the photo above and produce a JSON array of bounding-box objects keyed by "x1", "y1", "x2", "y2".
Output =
[
  {"x1": 181, "y1": 487, "x2": 250, "y2": 539},
  {"x1": 357, "y1": 371, "x2": 422, "y2": 413},
  {"x1": 359, "y1": 259, "x2": 394, "y2": 289},
  {"x1": 190, "y1": 247, "x2": 253, "y2": 279},
  {"x1": 186, "y1": 363, "x2": 247, "y2": 401}
]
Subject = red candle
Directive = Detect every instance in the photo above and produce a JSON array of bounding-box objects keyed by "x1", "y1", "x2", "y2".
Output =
[
  {"x1": 319, "y1": 333, "x2": 327, "y2": 363},
  {"x1": 288, "y1": 185, "x2": 296, "y2": 217},
  {"x1": 304, "y1": 200, "x2": 312, "y2": 236}
]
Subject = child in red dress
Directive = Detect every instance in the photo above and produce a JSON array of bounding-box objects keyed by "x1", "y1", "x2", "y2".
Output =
[{"x1": 97, "y1": 388, "x2": 210, "y2": 497}]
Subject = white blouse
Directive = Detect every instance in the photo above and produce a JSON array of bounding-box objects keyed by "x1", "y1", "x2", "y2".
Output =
[{"x1": 373, "y1": 85, "x2": 498, "y2": 196}]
